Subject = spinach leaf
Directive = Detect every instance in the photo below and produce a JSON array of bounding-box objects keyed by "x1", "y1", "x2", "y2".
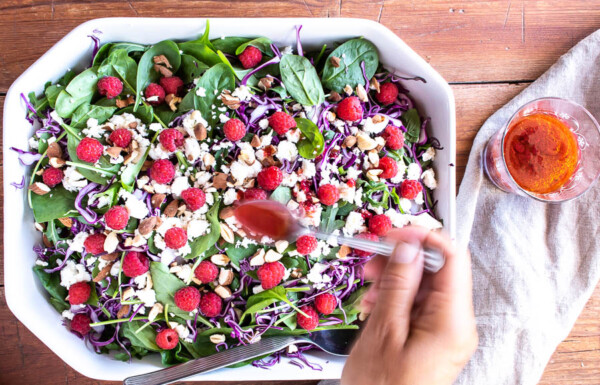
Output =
[
  {"x1": 358, "y1": 179, "x2": 390, "y2": 209},
  {"x1": 33, "y1": 265, "x2": 68, "y2": 311},
  {"x1": 185, "y1": 194, "x2": 221, "y2": 259},
  {"x1": 121, "y1": 147, "x2": 150, "y2": 192},
  {"x1": 31, "y1": 186, "x2": 77, "y2": 222},
  {"x1": 109, "y1": 42, "x2": 146, "y2": 55},
  {"x1": 226, "y1": 243, "x2": 260, "y2": 268},
  {"x1": 55, "y1": 67, "x2": 99, "y2": 118},
  {"x1": 240, "y1": 286, "x2": 289, "y2": 323},
  {"x1": 161, "y1": 343, "x2": 190, "y2": 365},
  {"x1": 182, "y1": 328, "x2": 233, "y2": 358},
  {"x1": 44, "y1": 84, "x2": 63, "y2": 109},
  {"x1": 93, "y1": 43, "x2": 113, "y2": 67},
  {"x1": 332, "y1": 285, "x2": 368, "y2": 323},
  {"x1": 270, "y1": 186, "x2": 292, "y2": 205},
  {"x1": 281, "y1": 256, "x2": 309, "y2": 275},
  {"x1": 135, "y1": 40, "x2": 181, "y2": 108},
  {"x1": 149, "y1": 262, "x2": 191, "y2": 320},
  {"x1": 321, "y1": 38, "x2": 379, "y2": 93},
  {"x1": 179, "y1": 54, "x2": 209, "y2": 84},
  {"x1": 178, "y1": 63, "x2": 235, "y2": 128},
  {"x1": 337, "y1": 202, "x2": 357, "y2": 217},
  {"x1": 235, "y1": 37, "x2": 273, "y2": 56},
  {"x1": 279, "y1": 55, "x2": 324, "y2": 106},
  {"x1": 116, "y1": 104, "x2": 154, "y2": 125},
  {"x1": 178, "y1": 42, "x2": 221, "y2": 67},
  {"x1": 211, "y1": 37, "x2": 252, "y2": 55},
  {"x1": 281, "y1": 313, "x2": 297, "y2": 330},
  {"x1": 295, "y1": 117, "x2": 325, "y2": 159},
  {"x1": 154, "y1": 105, "x2": 181, "y2": 127},
  {"x1": 98, "y1": 49, "x2": 138, "y2": 94},
  {"x1": 320, "y1": 205, "x2": 345, "y2": 233},
  {"x1": 121, "y1": 320, "x2": 160, "y2": 351},
  {"x1": 66, "y1": 134, "x2": 120, "y2": 185},
  {"x1": 70, "y1": 104, "x2": 117, "y2": 129},
  {"x1": 400, "y1": 108, "x2": 421, "y2": 143}
]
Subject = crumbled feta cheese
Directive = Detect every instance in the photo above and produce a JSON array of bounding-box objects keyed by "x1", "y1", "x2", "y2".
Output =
[
  {"x1": 338, "y1": 183, "x2": 355, "y2": 203},
  {"x1": 110, "y1": 260, "x2": 121, "y2": 276},
  {"x1": 385, "y1": 209, "x2": 410, "y2": 228},
  {"x1": 346, "y1": 166, "x2": 361, "y2": 180},
  {"x1": 68, "y1": 231, "x2": 89, "y2": 253},
  {"x1": 119, "y1": 190, "x2": 149, "y2": 219},
  {"x1": 422, "y1": 147, "x2": 436, "y2": 162},
  {"x1": 148, "y1": 143, "x2": 171, "y2": 160},
  {"x1": 219, "y1": 114, "x2": 230, "y2": 123},
  {"x1": 409, "y1": 213, "x2": 443, "y2": 230},
  {"x1": 406, "y1": 163, "x2": 421, "y2": 180},
  {"x1": 285, "y1": 129, "x2": 301, "y2": 143},
  {"x1": 61, "y1": 310, "x2": 75, "y2": 320},
  {"x1": 232, "y1": 85, "x2": 253, "y2": 101},
  {"x1": 170, "y1": 176, "x2": 190, "y2": 198},
  {"x1": 35, "y1": 259, "x2": 48, "y2": 267},
  {"x1": 301, "y1": 160, "x2": 316, "y2": 178},
  {"x1": 223, "y1": 188, "x2": 238, "y2": 205},
  {"x1": 282, "y1": 172, "x2": 298, "y2": 188},
  {"x1": 174, "y1": 264, "x2": 193, "y2": 281},
  {"x1": 343, "y1": 211, "x2": 365, "y2": 236},
  {"x1": 298, "y1": 205, "x2": 322, "y2": 228},
  {"x1": 361, "y1": 116, "x2": 389, "y2": 134},
  {"x1": 29, "y1": 137, "x2": 39, "y2": 149},
  {"x1": 415, "y1": 191, "x2": 425, "y2": 205},
  {"x1": 60, "y1": 260, "x2": 92, "y2": 289},
  {"x1": 260, "y1": 133, "x2": 273, "y2": 147},
  {"x1": 258, "y1": 119, "x2": 269, "y2": 130},
  {"x1": 62, "y1": 166, "x2": 88, "y2": 192},
  {"x1": 399, "y1": 198, "x2": 412, "y2": 213},
  {"x1": 230, "y1": 160, "x2": 261, "y2": 184},
  {"x1": 307, "y1": 263, "x2": 332, "y2": 289},
  {"x1": 252, "y1": 285, "x2": 265, "y2": 294},
  {"x1": 136, "y1": 289, "x2": 156, "y2": 307},
  {"x1": 187, "y1": 219, "x2": 210, "y2": 239},
  {"x1": 421, "y1": 169, "x2": 437, "y2": 190},
  {"x1": 184, "y1": 138, "x2": 201, "y2": 162}
]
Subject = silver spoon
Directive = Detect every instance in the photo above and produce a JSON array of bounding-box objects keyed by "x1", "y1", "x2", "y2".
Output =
[
  {"x1": 123, "y1": 328, "x2": 358, "y2": 385},
  {"x1": 234, "y1": 200, "x2": 445, "y2": 273}
]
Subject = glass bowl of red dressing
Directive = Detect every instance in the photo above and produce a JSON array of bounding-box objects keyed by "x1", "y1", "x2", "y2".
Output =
[{"x1": 483, "y1": 97, "x2": 600, "y2": 202}]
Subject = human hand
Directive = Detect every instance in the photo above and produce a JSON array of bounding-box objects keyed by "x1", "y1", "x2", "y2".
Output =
[{"x1": 341, "y1": 227, "x2": 478, "y2": 385}]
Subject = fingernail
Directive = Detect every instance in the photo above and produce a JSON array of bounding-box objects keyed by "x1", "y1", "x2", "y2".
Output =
[{"x1": 391, "y1": 242, "x2": 421, "y2": 264}]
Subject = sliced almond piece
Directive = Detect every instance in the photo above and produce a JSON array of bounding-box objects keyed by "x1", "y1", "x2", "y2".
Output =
[
  {"x1": 148, "y1": 302, "x2": 164, "y2": 322},
  {"x1": 264, "y1": 249, "x2": 282, "y2": 263},
  {"x1": 342, "y1": 135, "x2": 357, "y2": 148},
  {"x1": 101, "y1": 252, "x2": 119, "y2": 261},
  {"x1": 123, "y1": 150, "x2": 139, "y2": 165},
  {"x1": 104, "y1": 231, "x2": 119, "y2": 253},
  {"x1": 258, "y1": 77, "x2": 273, "y2": 91},
  {"x1": 164, "y1": 199, "x2": 179, "y2": 217},
  {"x1": 48, "y1": 157, "x2": 66, "y2": 168},
  {"x1": 46, "y1": 142, "x2": 63, "y2": 159},
  {"x1": 214, "y1": 285, "x2": 232, "y2": 299},
  {"x1": 57, "y1": 217, "x2": 73, "y2": 228},
  {"x1": 368, "y1": 149, "x2": 380, "y2": 167},
  {"x1": 122, "y1": 287, "x2": 135, "y2": 301},
  {"x1": 328, "y1": 91, "x2": 342, "y2": 102},
  {"x1": 29, "y1": 182, "x2": 50, "y2": 195},
  {"x1": 211, "y1": 254, "x2": 231, "y2": 266},
  {"x1": 343, "y1": 84, "x2": 353, "y2": 96},
  {"x1": 337, "y1": 245, "x2": 351, "y2": 259},
  {"x1": 212, "y1": 172, "x2": 228, "y2": 190},
  {"x1": 34, "y1": 222, "x2": 45, "y2": 232},
  {"x1": 138, "y1": 216, "x2": 158, "y2": 236},
  {"x1": 250, "y1": 134, "x2": 261, "y2": 148},
  {"x1": 330, "y1": 56, "x2": 341, "y2": 68},
  {"x1": 117, "y1": 304, "x2": 131, "y2": 319},
  {"x1": 275, "y1": 240, "x2": 289, "y2": 254},
  {"x1": 239, "y1": 149, "x2": 255, "y2": 165},
  {"x1": 366, "y1": 169, "x2": 383, "y2": 182},
  {"x1": 290, "y1": 268, "x2": 303, "y2": 278},
  {"x1": 372, "y1": 114, "x2": 385, "y2": 124},
  {"x1": 356, "y1": 83, "x2": 368, "y2": 102},
  {"x1": 219, "y1": 206, "x2": 235, "y2": 220},
  {"x1": 219, "y1": 90, "x2": 241, "y2": 110},
  {"x1": 203, "y1": 153, "x2": 216, "y2": 168},
  {"x1": 218, "y1": 269, "x2": 234, "y2": 286},
  {"x1": 151, "y1": 193, "x2": 166, "y2": 209},
  {"x1": 42, "y1": 234, "x2": 53, "y2": 248},
  {"x1": 194, "y1": 123, "x2": 207, "y2": 141},
  {"x1": 93, "y1": 261, "x2": 115, "y2": 282},
  {"x1": 145, "y1": 273, "x2": 153, "y2": 290},
  {"x1": 356, "y1": 132, "x2": 377, "y2": 151},
  {"x1": 369, "y1": 77, "x2": 381, "y2": 92},
  {"x1": 220, "y1": 223, "x2": 235, "y2": 244},
  {"x1": 250, "y1": 249, "x2": 266, "y2": 266},
  {"x1": 209, "y1": 334, "x2": 226, "y2": 344},
  {"x1": 106, "y1": 146, "x2": 123, "y2": 158},
  {"x1": 165, "y1": 94, "x2": 182, "y2": 112}
]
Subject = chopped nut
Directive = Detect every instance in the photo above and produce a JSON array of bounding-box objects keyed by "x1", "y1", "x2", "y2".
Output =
[
  {"x1": 141, "y1": 159, "x2": 153, "y2": 171},
  {"x1": 106, "y1": 146, "x2": 123, "y2": 158},
  {"x1": 194, "y1": 123, "x2": 207, "y2": 141},
  {"x1": 57, "y1": 217, "x2": 73, "y2": 228},
  {"x1": 122, "y1": 287, "x2": 135, "y2": 301},
  {"x1": 153, "y1": 54, "x2": 172, "y2": 68},
  {"x1": 368, "y1": 149, "x2": 380, "y2": 167},
  {"x1": 48, "y1": 157, "x2": 66, "y2": 168},
  {"x1": 116, "y1": 96, "x2": 135, "y2": 108},
  {"x1": 34, "y1": 222, "x2": 45, "y2": 232},
  {"x1": 212, "y1": 172, "x2": 228, "y2": 190},
  {"x1": 203, "y1": 153, "x2": 216, "y2": 168},
  {"x1": 153, "y1": 64, "x2": 173, "y2": 77},
  {"x1": 46, "y1": 142, "x2": 63, "y2": 159},
  {"x1": 218, "y1": 269, "x2": 234, "y2": 286},
  {"x1": 342, "y1": 135, "x2": 357, "y2": 148},
  {"x1": 250, "y1": 249, "x2": 266, "y2": 266},
  {"x1": 214, "y1": 285, "x2": 232, "y2": 299},
  {"x1": 326, "y1": 111, "x2": 336, "y2": 122},
  {"x1": 369, "y1": 77, "x2": 381, "y2": 93},
  {"x1": 343, "y1": 84, "x2": 353, "y2": 96},
  {"x1": 191, "y1": 277, "x2": 203, "y2": 285},
  {"x1": 372, "y1": 114, "x2": 385, "y2": 124},
  {"x1": 165, "y1": 94, "x2": 182, "y2": 112},
  {"x1": 250, "y1": 134, "x2": 261, "y2": 148},
  {"x1": 220, "y1": 223, "x2": 235, "y2": 243},
  {"x1": 219, "y1": 206, "x2": 235, "y2": 220},
  {"x1": 29, "y1": 182, "x2": 50, "y2": 195},
  {"x1": 239, "y1": 148, "x2": 256, "y2": 165},
  {"x1": 117, "y1": 304, "x2": 131, "y2": 319},
  {"x1": 243, "y1": 179, "x2": 255, "y2": 189},
  {"x1": 337, "y1": 245, "x2": 351, "y2": 259},
  {"x1": 42, "y1": 234, "x2": 53, "y2": 248},
  {"x1": 138, "y1": 216, "x2": 158, "y2": 236},
  {"x1": 101, "y1": 252, "x2": 119, "y2": 261},
  {"x1": 330, "y1": 56, "x2": 341, "y2": 68},
  {"x1": 375, "y1": 136, "x2": 386, "y2": 151},
  {"x1": 128, "y1": 122, "x2": 138, "y2": 129},
  {"x1": 123, "y1": 150, "x2": 140, "y2": 165},
  {"x1": 356, "y1": 132, "x2": 377, "y2": 151},
  {"x1": 104, "y1": 232, "x2": 119, "y2": 253},
  {"x1": 145, "y1": 273, "x2": 153, "y2": 290},
  {"x1": 258, "y1": 77, "x2": 273, "y2": 91},
  {"x1": 211, "y1": 254, "x2": 231, "y2": 266},
  {"x1": 366, "y1": 169, "x2": 383, "y2": 181},
  {"x1": 219, "y1": 90, "x2": 241, "y2": 110},
  {"x1": 290, "y1": 268, "x2": 303, "y2": 278},
  {"x1": 275, "y1": 240, "x2": 289, "y2": 254},
  {"x1": 328, "y1": 91, "x2": 342, "y2": 102},
  {"x1": 356, "y1": 84, "x2": 368, "y2": 102},
  {"x1": 148, "y1": 303, "x2": 164, "y2": 322},
  {"x1": 164, "y1": 200, "x2": 179, "y2": 217},
  {"x1": 93, "y1": 261, "x2": 115, "y2": 282},
  {"x1": 209, "y1": 334, "x2": 226, "y2": 344},
  {"x1": 264, "y1": 249, "x2": 283, "y2": 263},
  {"x1": 151, "y1": 193, "x2": 166, "y2": 209}
]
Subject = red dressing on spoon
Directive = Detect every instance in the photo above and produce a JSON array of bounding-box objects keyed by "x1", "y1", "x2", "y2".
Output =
[{"x1": 233, "y1": 200, "x2": 298, "y2": 241}]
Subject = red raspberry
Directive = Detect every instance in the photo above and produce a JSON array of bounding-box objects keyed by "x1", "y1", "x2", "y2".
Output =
[
  {"x1": 223, "y1": 118, "x2": 247, "y2": 142},
  {"x1": 155, "y1": 329, "x2": 179, "y2": 350},
  {"x1": 314, "y1": 293, "x2": 337, "y2": 315},
  {"x1": 336, "y1": 96, "x2": 363, "y2": 122},
  {"x1": 145, "y1": 83, "x2": 165, "y2": 105},
  {"x1": 377, "y1": 156, "x2": 398, "y2": 179},
  {"x1": 360, "y1": 209, "x2": 373, "y2": 220},
  {"x1": 149, "y1": 159, "x2": 175, "y2": 184},
  {"x1": 164, "y1": 227, "x2": 187, "y2": 249},
  {"x1": 243, "y1": 188, "x2": 268, "y2": 201},
  {"x1": 68, "y1": 281, "x2": 91, "y2": 305},
  {"x1": 257, "y1": 166, "x2": 283, "y2": 191},
  {"x1": 382, "y1": 125, "x2": 405, "y2": 150},
  {"x1": 104, "y1": 205, "x2": 129, "y2": 230},
  {"x1": 368, "y1": 214, "x2": 392, "y2": 236},
  {"x1": 181, "y1": 188, "x2": 206, "y2": 211},
  {"x1": 257, "y1": 261, "x2": 285, "y2": 290},
  {"x1": 174, "y1": 286, "x2": 201, "y2": 312},
  {"x1": 70, "y1": 313, "x2": 92, "y2": 336},
  {"x1": 159, "y1": 128, "x2": 184, "y2": 152},
  {"x1": 297, "y1": 305, "x2": 319, "y2": 330},
  {"x1": 97, "y1": 76, "x2": 123, "y2": 99},
  {"x1": 400, "y1": 179, "x2": 423, "y2": 200},
  {"x1": 109, "y1": 128, "x2": 132, "y2": 148},
  {"x1": 296, "y1": 235, "x2": 318, "y2": 255},
  {"x1": 346, "y1": 178, "x2": 356, "y2": 188},
  {"x1": 76, "y1": 137, "x2": 104, "y2": 163},
  {"x1": 159, "y1": 76, "x2": 184, "y2": 96},
  {"x1": 42, "y1": 167, "x2": 63, "y2": 188},
  {"x1": 238, "y1": 46, "x2": 263, "y2": 69},
  {"x1": 122, "y1": 251, "x2": 150, "y2": 277},
  {"x1": 353, "y1": 232, "x2": 379, "y2": 257},
  {"x1": 318, "y1": 184, "x2": 340, "y2": 206},
  {"x1": 84, "y1": 233, "x2": 106, "y2": 255},
  {"x1": 199, "y1": 292, "x2": 222, "y2": 318},
  {"x1": 269, "y1": 111, "x2": 296, "y2": 135},
  {"x1": 194, "y1": 260, "x2": 219, "y2": 284},
  {"x1": 375, "y1": 82, "x2": 399, "y2": 105}
]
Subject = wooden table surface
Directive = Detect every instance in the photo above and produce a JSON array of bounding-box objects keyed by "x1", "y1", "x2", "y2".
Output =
[{"x1": 1, "y1": 1, "x2": 599, "y2": 384}]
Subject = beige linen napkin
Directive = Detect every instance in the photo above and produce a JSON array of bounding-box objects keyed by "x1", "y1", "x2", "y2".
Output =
[{"x1": 320, "y1": 29, "x2": 600, "y2": 385}]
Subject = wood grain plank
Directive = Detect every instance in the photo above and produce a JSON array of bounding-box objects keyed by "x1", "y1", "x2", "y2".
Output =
[{"x1": 1, "y1": 1, "x2": 600, "y2": 90}]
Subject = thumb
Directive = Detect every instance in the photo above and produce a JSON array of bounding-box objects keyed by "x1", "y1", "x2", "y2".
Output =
[{"x1": 367, "y1": 241, "x2": 424, "y2": 342}]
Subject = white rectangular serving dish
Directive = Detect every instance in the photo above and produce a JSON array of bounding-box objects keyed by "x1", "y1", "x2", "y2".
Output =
[{"x1": 3, "y1": 17, "x2": 455, "y2": 381}]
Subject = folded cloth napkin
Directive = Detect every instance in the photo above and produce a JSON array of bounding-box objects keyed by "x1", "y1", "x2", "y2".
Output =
[
  {"x1": 454, "y1": 29, "x2": 600, "y2": 385},
  {"x1": 320, "y1": 29, "x2": 600, "y2": 385}
]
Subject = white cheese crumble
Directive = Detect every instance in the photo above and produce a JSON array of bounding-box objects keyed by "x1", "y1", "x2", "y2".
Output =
[
  {"x1": 421, "y1": 169, "x2": 437, "y2": 190},
  {"x1": 119, "y1": 189, "x2": 149, "y2": 219},
  {"x1": 60, "y1": 260, "x2": 92, "y2": 289},
  {"x1": 223, "y1": 188, "x2": 238, "y2": 205},
  {"x1": 343, "y1": 211, "x2": 365, "y2": 236},
  {"x1": 422, "y1": 147, "x2": 436, "y2": 162},
  {"x1": 62, "y1": 166, "x2": 88, "y2": 192},
  {"x1": 170, "y1": 176, "x2": 190, "y2": 198},
  {"x1": 232, "y1": 85, "x2": 253, "y2": 101},
  {"x1": 406, "y1": 163, "x2": 421, "y2": 180},
  {"x1": 361, "y1": 116, "x2": 389, "y2": 134}
]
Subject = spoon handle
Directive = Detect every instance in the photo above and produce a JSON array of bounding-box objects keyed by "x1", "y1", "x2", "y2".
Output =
[
  {"x1": 123, "y1": 336, "x2": 298, "y2": 385},
  {"x1": 312, "y1": 231, "x2": 445, "y2": 273}
]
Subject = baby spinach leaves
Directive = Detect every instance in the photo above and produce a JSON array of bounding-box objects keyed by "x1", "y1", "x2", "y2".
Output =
[
  {"x1": 280, "y1": 55, "x2": 324, "y2": 106},
  {"x1": 179, "y1": 54, "x2": 209, "y2": 84},
  {"x1": 211, "y1": 37, "x2": 252, "y2": 55},
  {"x1": 150, "y1": 262, "x2": 193, "y2": 320},
  {"x1": 400, "y1": 108, "x2": 422, "y2": 143},
  {"x1": 70, "y1": 104, "x2": 117, "y2": 129},
  {"x1": 321, "y1": 38, "x2": 379, "y2": 93},
  {"x1": 240, "y1": 286, "x2": 293, "y2": 324},
  {"x1": 55, "y1": 67, "x2": 99, "y2": 118},
  {"x1": 295, "y1": 117, "x2": 325, "y2": 159},
  {"x1": 97, "y1": 49, "x2": 138, "y2": 94},
  {"x1": 135, "y1": 40, "x2": 181, "y2": 109},
  {"x1": 269, "y1": 186, "x2": 292, "y2": 205},
  {"x1": 120, "y1": 147, "x2": 150, "y2": 192},
  {"x1": 185, "y1": 195, "x2": 221, "y2": 259},
  {"x1": 225, "y1": 244, "x2": 260, "y2": 268},
  {"x1": 31, "y1": 186, "x2": 78, "y2": 223},
  {"x1": 33, "y1": 265, "x2": 69, "y2": 312},
  {"x1": 178, "y1": 42, "x2": 221, "y2": 67},
  {"x1": 235, "y1": 37, "x2": 273, "y2": 56},
  {"x1": 121, "y1": 321, "x2": 160, "y2": 351},
  {"x1": 66, "y1": 134, "x2": 119, "y2": 185}
]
